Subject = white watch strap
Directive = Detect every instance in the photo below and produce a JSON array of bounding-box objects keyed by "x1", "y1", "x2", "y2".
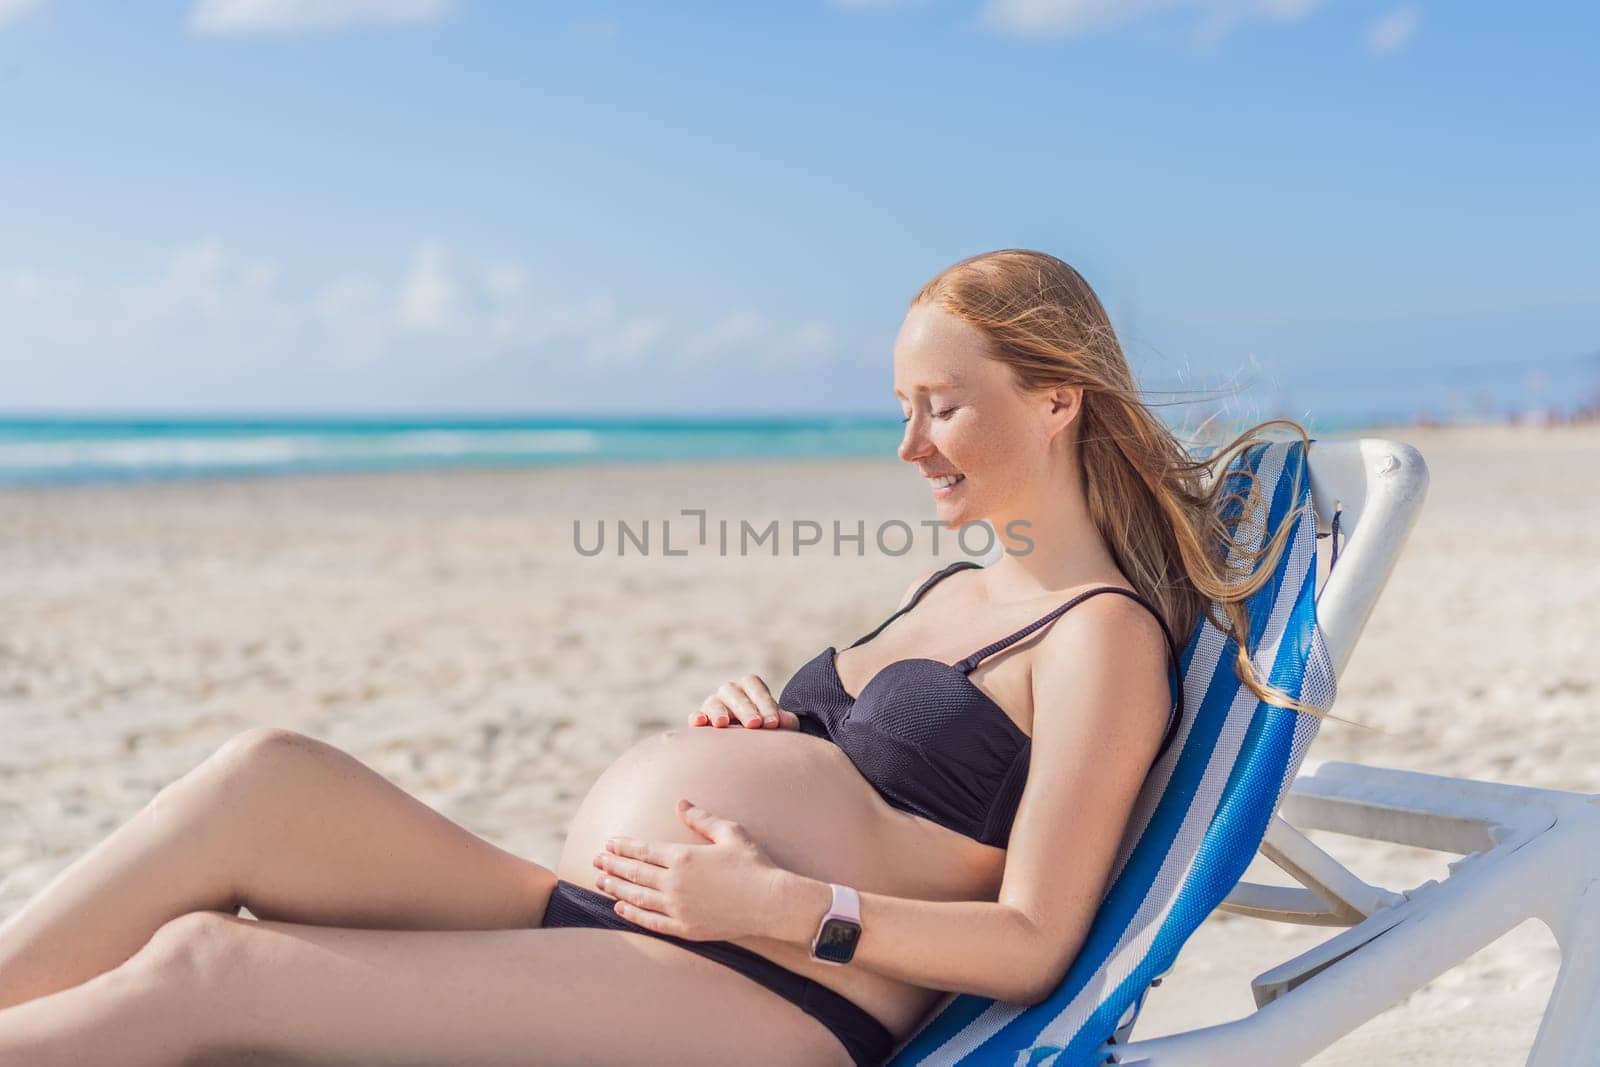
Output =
[{"x1": 829, "y1": 883, "x2": 861, "y2": 922}]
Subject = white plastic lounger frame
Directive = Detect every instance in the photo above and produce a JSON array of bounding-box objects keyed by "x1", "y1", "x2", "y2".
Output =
[
  {"x1": 1110, "y1": 452, "x2": 1600, "y2": 1066},
  {"x1": 889, "y1": 434, "x2": 1343, "y2": 1066}
]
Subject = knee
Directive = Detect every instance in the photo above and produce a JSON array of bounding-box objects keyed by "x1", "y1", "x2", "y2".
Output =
[
  {"x1": 126, "y1": 911, "x2": 251, "y2": 986},
  {"x1": 212, "y1": 726, "x2": 320, "y2": 770},
  {"x1": 198, "y1": 727, "x2": 326, "y2": 790},
  {"x1": 148, "y1": 728, "x2": 324, "y2": 822}
]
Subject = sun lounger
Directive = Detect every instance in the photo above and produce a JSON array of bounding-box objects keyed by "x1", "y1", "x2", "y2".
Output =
[{"x1": 886, "y1": 434, "x2": 1600, "y2": 1065}]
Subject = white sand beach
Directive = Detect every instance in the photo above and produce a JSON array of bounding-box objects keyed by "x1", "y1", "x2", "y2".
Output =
[{"x1": 2, "y1": 424, "x2": 1596, "y2": 1063}]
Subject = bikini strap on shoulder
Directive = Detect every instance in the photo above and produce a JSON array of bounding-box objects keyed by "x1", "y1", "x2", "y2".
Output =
[
  {"x1": 956, "y1": 585, "x2": 1188, "y2": 761},
  {"x1": 954, "y1": 586, "x2": 1182, "y2": 680}
]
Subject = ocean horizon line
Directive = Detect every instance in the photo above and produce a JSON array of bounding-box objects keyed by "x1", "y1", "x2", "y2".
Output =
[{"x1": 0, "y1": 409, "x2": 1421, "y2": 488}]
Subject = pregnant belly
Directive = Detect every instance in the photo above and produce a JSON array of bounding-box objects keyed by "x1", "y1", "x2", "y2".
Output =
[{"x1": 556, "y1": 726, "x2": 1005, "y2": 1037}]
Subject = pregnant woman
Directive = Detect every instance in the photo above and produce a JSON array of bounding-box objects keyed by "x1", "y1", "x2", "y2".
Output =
[{"x1": 0, "y1": 249, "x2": 1307, "y2": 1066}]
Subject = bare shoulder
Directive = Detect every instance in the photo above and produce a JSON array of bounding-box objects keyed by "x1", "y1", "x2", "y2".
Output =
[
  {"x1": 1049, "y1": 587, "x2": 1168, "y2": 653},
  {"x1": 1031, "y1": 589, "x2": 1173, "y2": 726}
]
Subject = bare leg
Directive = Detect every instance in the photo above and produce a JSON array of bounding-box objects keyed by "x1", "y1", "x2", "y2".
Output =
[
  {"x1": 0, "y1": 912, "x2": 854, "y2": 1066},
  {"x1": 0, "y1": 728, "x2": 556, "y2": 1010}
]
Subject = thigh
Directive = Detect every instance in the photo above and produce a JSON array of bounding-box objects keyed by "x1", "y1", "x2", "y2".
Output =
[
  {"x1": 197, "y1": 729, "x2": 559, "y2": 931},
  {"x1": 0, "y1": 730, "x2": 560, "y2": 1016},
  {"x1": 186, "y1": 916, "x2": 852, "y2": 1066}
]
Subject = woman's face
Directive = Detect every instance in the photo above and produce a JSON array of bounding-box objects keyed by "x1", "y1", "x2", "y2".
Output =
[{"x1": 893, "y1": 302, "x2": 1067, "y2": 529}]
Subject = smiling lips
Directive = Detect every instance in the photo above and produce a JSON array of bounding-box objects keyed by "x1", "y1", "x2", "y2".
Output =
[{"x1": 929, "y1": 473, "x2": 965, "y2": 497}]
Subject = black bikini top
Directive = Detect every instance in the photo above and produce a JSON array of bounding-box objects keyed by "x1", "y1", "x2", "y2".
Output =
[{"x1": 778, "y1": 561, "x2": 1185, "y2": 849}]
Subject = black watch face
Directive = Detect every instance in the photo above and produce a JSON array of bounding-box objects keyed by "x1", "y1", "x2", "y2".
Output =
[{"x1": 815, "y1": 918, "x2": 861, "y2": 963}]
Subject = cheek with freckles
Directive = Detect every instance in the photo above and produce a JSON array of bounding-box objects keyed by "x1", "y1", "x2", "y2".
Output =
[{"x1": 947, "y1": 419, "x2": 1038, "y2": 518}]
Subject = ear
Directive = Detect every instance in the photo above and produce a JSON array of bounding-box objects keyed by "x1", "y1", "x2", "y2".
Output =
[{"x1": 1043, "y1": 386, "x2": 1084, "y2": 444}]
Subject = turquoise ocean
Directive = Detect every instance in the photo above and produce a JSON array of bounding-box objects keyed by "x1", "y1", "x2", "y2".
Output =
[
  {"x1": 0, "y1": 412, "x2": 1391, "y2": 487},
  {"x1": 0, "y1": 415, "x2": 913, "y2": 487}
]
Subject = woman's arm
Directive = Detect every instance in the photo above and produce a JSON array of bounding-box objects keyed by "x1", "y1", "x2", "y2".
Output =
[
  {"x1": 769, "y1": 874, "x2": 1048, "y2": 1003},
  {"x1": 768, "y1": 594, "x2": 1174, "y2": 1005}
]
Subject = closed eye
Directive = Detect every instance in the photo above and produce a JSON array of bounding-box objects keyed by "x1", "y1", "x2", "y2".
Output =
[{"x1": 900, "y1": 407, "x2": 959, "y2": 424}]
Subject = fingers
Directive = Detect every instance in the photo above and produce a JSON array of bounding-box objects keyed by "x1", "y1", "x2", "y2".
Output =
[
  {"x1": 691, "y1": 692, "x2": 732, "y2": 728},
  {"x1": 717, "y1": 679, "x2": 767, "y2": 727},
  {"x1": 593, "y1": 850, "x2": 664, "y2": 890},
  {"x1": 611, "y1": 897, "x2": 689, "y2": 937},
  {"x1": 694, "y1": 694, "x2": 737, "y2": 728},
  {"x1": 688, "y1": 676, "x2": 799, "y2": 729},
  {"x1": 676, "y1": 799, "x2": 749, "y2": 845},
  {"x1": 593, "y1": 869, "x2": 670, "y2": 914},
  {"x1": 605, "y1": 835, "x2": 676, "y2": 868},
  {"x1": 738, "y1": 675, "x2": 787, "y2": 729}
]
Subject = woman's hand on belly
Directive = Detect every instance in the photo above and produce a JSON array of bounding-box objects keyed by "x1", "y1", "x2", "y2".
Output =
[
  {"x1": 592, "y1": 798, "x2": 789, "y2": 943},
  {"x1": 558, "y1": 728, "x2": 1002, "y2": 1036},
  {"x1": 690, "y1": 673, "x2": 800, "y2": 730}
]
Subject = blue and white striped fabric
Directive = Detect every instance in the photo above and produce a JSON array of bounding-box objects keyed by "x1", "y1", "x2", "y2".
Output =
[{"x1": 887, "y1": 437, "x2": 1339, "y2": 1066}]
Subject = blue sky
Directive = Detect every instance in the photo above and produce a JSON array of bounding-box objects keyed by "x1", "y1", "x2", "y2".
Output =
[{"x1": 1, "y1": 0, "x2": 1596, "y2": 424}]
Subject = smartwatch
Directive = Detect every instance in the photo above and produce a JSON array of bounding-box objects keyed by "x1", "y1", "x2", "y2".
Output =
[{"x1": 810, "y1": 883, "x2": 862, "y2": 965}]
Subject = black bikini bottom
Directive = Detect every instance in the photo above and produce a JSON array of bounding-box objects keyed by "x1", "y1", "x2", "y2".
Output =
[{"x1": 537, "y1": 879, "x2": 895, "y2": 1066}]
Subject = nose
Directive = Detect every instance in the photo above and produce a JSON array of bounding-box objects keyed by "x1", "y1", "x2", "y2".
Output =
[{"x1": 897, "y1": 413, "x2": 932, "y2": 464}]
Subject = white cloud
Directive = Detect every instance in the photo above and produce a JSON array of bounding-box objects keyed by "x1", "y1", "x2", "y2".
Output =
[
  {"x1": 313, "y1": 275, "x2": 386, "y2": 366},
  {"x1": 189, "y1": 0, "x2": 452, "y2": 34},
  {"x1": 978, "y1": 0, "x2": 1323, "y2": 39},
  {"x1": 0, "y1": 0, "x2": 45, "y2": 29},
  {"x1": 483, "y1": 292, "x2": 615, "y2": 353},
  {"x1": 134, "y1": 238, "x2": 280, "y2": 326},
  {"x1": 1, "y1": 266, "x2": 71, "y2": 305},
  {"x1": 316, "y1": 275, "x2": 381, "y2": 320},
  {"x1": 0, "y1": 267, "x2": 98, "y2": 350},
  {"x1": 395, "y1": 241, "x2": 458, "y2": 332},
  {"x1": 483, "y1": 263, "x2": 527, "y2": 302},
  {"x1": 585, "y1": 318, "x2": 669, "y2": 369},
  {"x1": 682, "y1": 312, "x2": 845, "y2": 369},
  {"x1": 0, "y1": 241, "x2": 860, "y2": 406},
  {"x1": 683, "y1": 310, "x2": 768, "y2": 363},
  {"x1": 1366, "y1": 5, "x2": 1418, "y2": 55},
  {"x1": 781, "y1": 320, "x2": 839, "y2": 365}
]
